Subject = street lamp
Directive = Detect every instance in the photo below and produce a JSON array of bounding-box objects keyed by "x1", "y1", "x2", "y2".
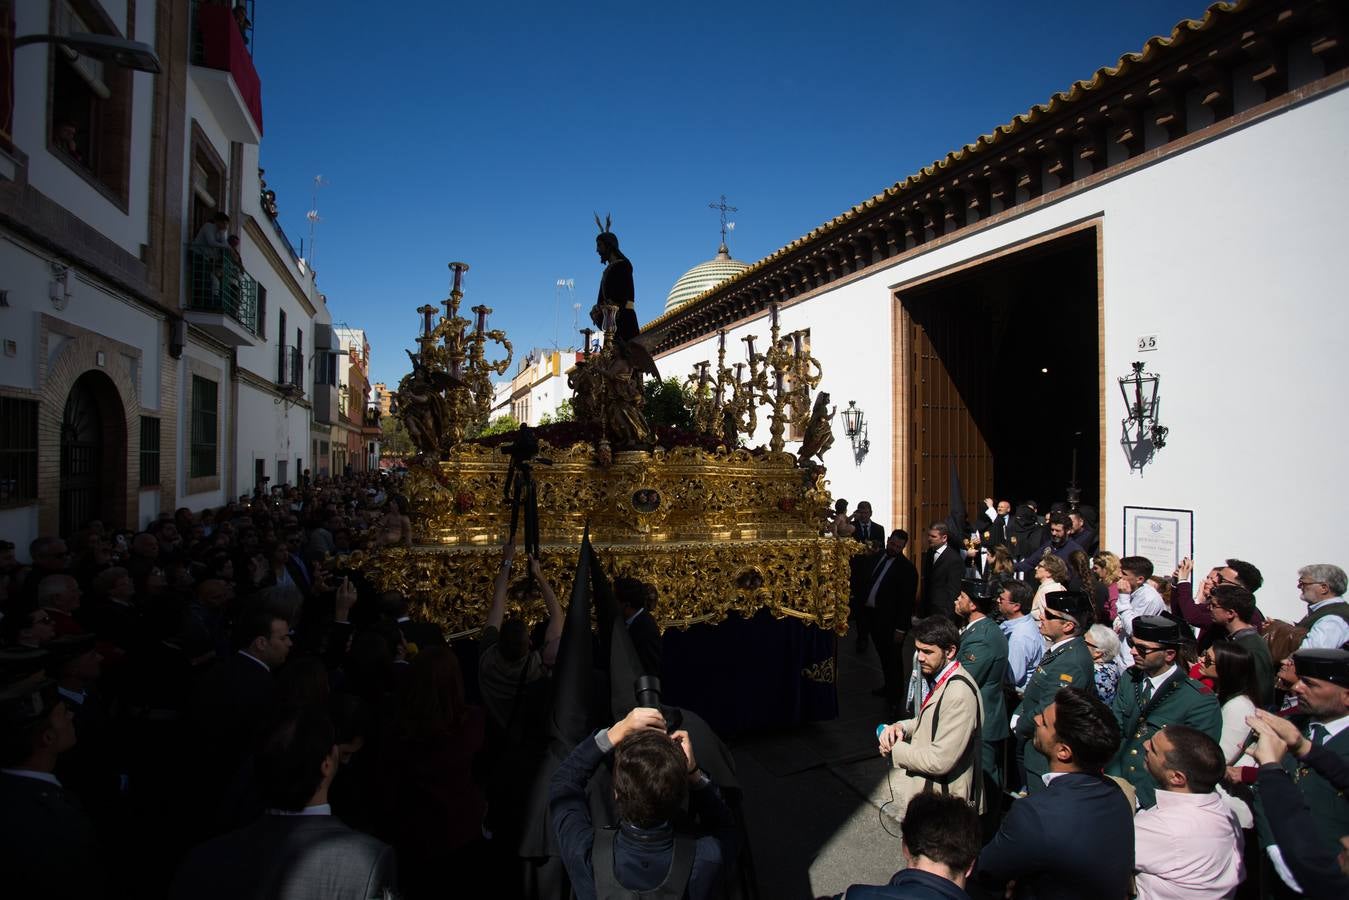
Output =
[
  {"x1": 15, "y1": 31, "x2": 162, "y2": 74},
  {"x1": 1118, "y1": 361, "x2": 1168, "y2": 469},
  {"x1": 840, "y1": 400, "x2": 869, "y2": 465}
]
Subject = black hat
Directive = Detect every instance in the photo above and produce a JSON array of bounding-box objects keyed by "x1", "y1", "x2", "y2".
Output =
[
  {"x1": 0, "y1": 677, "x2": 60, "y2": 728},
  {"x1": 961, "y1": 579, "x2": 997, "y2": 601},
  {"x1": 1293, "y1": 648, "x2": 1349, "y2": 687},
  {"x1": 1044, "y1": 590, "x2": 1090, "y2": 622},
  {"x1": 0, "y1": 647, "x2": 49, "y2": 687},
  {"x1": 1133, "y1": 615, "x2": 1188, "y2": 646},
  {"x1": 43, "y1": 634, "x2": 98, "y2": 675}
]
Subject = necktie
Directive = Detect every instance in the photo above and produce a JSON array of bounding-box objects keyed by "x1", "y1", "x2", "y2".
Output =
[
  {"x1": 1141, "y1": 680, "x2": 1154, "y2": 703},
  {"x1": 1311, "y1": 723, "x2": 1328, "y2": 748}
]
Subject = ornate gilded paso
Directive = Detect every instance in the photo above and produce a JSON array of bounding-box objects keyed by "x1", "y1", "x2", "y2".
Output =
[{"x1": 356, "y1": 441, "x2": 860, "y2": 636}]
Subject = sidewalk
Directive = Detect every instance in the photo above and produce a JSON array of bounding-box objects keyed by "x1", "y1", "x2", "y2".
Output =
[{"x1": 728, "y1": 628, "x2": 907, "y2": 899}]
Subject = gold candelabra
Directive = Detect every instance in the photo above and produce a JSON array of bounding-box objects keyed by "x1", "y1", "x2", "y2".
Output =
[
  {"x1": 405, "y1": 262, "x2": 513, "y2": 452},
  {"x1": 688, "y1": 304, "x2": 822, "y2": 453}
]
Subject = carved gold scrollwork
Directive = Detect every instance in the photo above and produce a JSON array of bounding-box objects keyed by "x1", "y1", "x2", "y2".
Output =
[{"x1": 801, "y1": 657, "x2": 837, "y2": 684}]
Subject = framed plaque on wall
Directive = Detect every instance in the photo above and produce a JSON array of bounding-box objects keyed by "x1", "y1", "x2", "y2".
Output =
[{"x1": 1122, "y1": 506, "x2": 1194, "y2": 575}]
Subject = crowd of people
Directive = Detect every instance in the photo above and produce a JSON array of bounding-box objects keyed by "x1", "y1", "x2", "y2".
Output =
[
  {"x1": 2, "y1": 478, "x2": 1346, "y2": 899},
  {"x1": 0, "y1": 470, "x2": 742, "y2": 900},
  {"x1": 833, "y1": 495, "x2": 1349, "y2": 899}
]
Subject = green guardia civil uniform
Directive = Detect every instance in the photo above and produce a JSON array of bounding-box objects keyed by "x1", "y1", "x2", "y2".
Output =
[
  {"x1": 959, "y1": 615, "x2": 1010, "y2": 787},
  {"x1": 1107, "y1": 665, "x2": 1222, "y2": 809},
  {"x1": 1253, "y1": 648, "x2": 1349, "y2": 871},
  {"x1": 1014, "y1": 636, "x2": 1095, "y2": 793}
]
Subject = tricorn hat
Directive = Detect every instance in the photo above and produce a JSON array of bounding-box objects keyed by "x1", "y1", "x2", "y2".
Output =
[
  {"x1": 1132, "y1": 615, "x2": 1189, "y2": 646},
  {"x1": 1292, "y1": 647, "x2": 1349, "y2": 687},
  {"x1": 1044, "y1": 589, "x2": 1091, "y2": 623}
]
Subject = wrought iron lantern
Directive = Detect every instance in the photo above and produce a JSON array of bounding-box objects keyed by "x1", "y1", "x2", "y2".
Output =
[
  {"x1": 1118, "y1": 361, "x2": 1168, "y2": 469},
  {"x1": 841, "y1": 400, "x2": 869, "y2": 464}
]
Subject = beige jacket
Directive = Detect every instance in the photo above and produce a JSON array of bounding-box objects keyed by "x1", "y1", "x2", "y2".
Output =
[{"x1": 889, "y1": 666, "x2": 984, "y2": 822}]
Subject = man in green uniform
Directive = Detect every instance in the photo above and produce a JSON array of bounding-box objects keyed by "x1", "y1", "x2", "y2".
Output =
[
  {"x1": 1108, "y1": 615, "x2": 1222, "y2": 809},
  {"x1": 1013, "y1": 590, "x2": 1095, "y2": 795},
  {"x1": 1253, "y1": 647, "x2": 1349, "y2": 897},
  {"x1": 956, "y1": 579, "x2": 1010, "y2": 790}
]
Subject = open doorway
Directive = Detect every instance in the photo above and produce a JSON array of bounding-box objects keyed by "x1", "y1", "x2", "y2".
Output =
[{"x1": 896, "y1": 225, "x2": 1101, "y2": 537}]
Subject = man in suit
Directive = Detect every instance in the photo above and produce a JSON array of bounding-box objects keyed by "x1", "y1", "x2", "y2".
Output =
[
  {"x1": 1107, "y1": 615, "x2": 1222, "y2": 810},
  {"x1": 1013, "y1": 590, "x2": 1096, "y2": 795},
  {"x1": 981, "y1": 498, "x2": 1014, "y2": 551},
  {"x1": 850, "y1": 501, "x2": 887, "y2": 652},
  {"x1": 879, "y1": 615, "x2": 985, "y2": 824},
  {"x1": 860, "y1": 530, "x2": 919, "y2": 707},
  {"x1": 189, "y1": 605, "x2": 292, "y2": 823},
  {"x1": 0, "y1": 672, "x2": 104, "y2": 899},
  {"x1": 171, "y1": 706, "x2": 396, "y2": 900},
  {"x1": 379, "y1": 589, "x2": 446, "y2": 652},
  {"x1": 835, "y1": 792, "x2": 982, "y2": 899},
  {"x1": 921, "y1": 523, "x2": 964, "y2": 623},
  {"x1": 616, "y1": 576, "x2": 663, "y2": 677},
  {"x1": 956, "y1": 580, "x2": 1010, "y2": 793},
  {"x1": 972, "y1": 687, "x2": 1134, "y2": 900}
]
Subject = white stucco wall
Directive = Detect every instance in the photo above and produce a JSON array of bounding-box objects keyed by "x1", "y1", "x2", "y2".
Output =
[
  {"x1": 657, "y1": 86, "x2": 1349, "y2": 622},
  {"x1": 11, "y1": 1, "x2": 157, "y2": 259}
]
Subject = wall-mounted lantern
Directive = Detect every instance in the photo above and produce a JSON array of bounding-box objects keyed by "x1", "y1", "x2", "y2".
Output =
[
  {"x1": 841, "y1": 400, "x2": 869, "y2": 465},
  {"x1": 1118, "y1": 361, "x2": 1168, "y2": 469}
]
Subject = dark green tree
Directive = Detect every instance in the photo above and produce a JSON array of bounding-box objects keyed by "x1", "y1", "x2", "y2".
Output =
[{"x1": 643, "y1": 377, "x2": 695, "y2": 430}]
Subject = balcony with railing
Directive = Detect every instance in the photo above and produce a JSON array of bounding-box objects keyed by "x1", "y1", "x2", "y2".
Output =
[
  {"x1": 191, "y1": 1, "x2": 263, "y2": 143},
  {"x1": 277, "y1": 345, "x2": 304, "y2": 395},
  {"x1": 185, "y1": 244, "x2": 260, "y2": 346}
]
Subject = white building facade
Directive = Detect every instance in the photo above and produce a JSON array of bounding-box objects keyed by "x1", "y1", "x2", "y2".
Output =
[
  {"x1": 647, "y1": 0, "x2": 1347, "y2": 623},
  {"x1": 1, "y1": 1, "x2": 344, "y2": 556}
]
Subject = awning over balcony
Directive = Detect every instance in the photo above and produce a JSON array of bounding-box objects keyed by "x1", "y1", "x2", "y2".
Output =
[{"x1": 195, "y1": 3, "x2": 263, "y2": 141}]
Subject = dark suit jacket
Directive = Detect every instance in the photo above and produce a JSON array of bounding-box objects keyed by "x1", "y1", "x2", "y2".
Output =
[
  {"x1": 397, "y1": 616, "x2": 445, "y2": 651},
  {"x1": 170, "y1": 813, "x2": 396, "y2": 900},
  {"x1": 984, "y1": 511, "x2": 1013, "y2": 550},
  {"x1": 920, "y1": 546, "x2": 964, "y2": 621},
  {"x1": 841, "y1": 868, "x2": 972, "y2": 899},
  {"x1": 862, "y1": 552, "x2": 918, "y2": 632},
  {"x1": 190, "y1": 652, "x2": 277, "y2": 801},
  {"x1": 0, "y1": 773, "x2": 103, "y2": 899},
  {"x1": 972, "y1": 773, "x2": 1134, "y2": 900},
  {"x1": 625, "y1": 607, "x2": 663, "y2": 677},
  {"x1": 852, "y1": 520, "x2": 886, "y2": 552}
]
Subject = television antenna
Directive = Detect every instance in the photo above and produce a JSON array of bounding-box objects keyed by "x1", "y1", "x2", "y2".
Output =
[
  {"x1": 305, "y1": 174, "x2": 327, "y2": 267},
  {"x1": 554, "y1": 278, "x2": 575, "y2": 349}
]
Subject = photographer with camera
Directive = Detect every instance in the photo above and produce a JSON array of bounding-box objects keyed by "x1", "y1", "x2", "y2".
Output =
[{"x1": 550, "y1": 706, "x2": 738, "y2": 900}]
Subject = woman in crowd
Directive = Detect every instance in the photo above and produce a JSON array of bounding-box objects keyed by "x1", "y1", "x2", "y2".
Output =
[
  {"x1": 1030, "y1": 553, "x2": 1069, "y2": 623},
  {"x1": 1085, "y1": 624, "x2": 1125, "y2": 703},
  {"x1": 1203, "y1": 640, "x2": 1261, "y2": 768},
  {"x1": 988, "y1": 546, "x2": 1015, "y2": 580},
  {"x1": 1092, "y1": 551, "x2": 1123, "y2": 622},
  {"x1": 1202, "y1": 640, "x2": 1260, "y2": 829}
]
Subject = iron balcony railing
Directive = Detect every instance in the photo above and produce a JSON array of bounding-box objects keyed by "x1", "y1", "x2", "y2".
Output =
[
  {"x1": 278, "y1": 345, "x2": 304, "y2": 390},
  {"x1": 186, "y1": 244, "x2": 259, "y2": 334}
]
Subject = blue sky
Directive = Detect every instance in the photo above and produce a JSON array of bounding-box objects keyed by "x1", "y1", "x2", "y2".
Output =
[{"x1": 251, "y1": 0, "x2": 1208, "y2": 390}]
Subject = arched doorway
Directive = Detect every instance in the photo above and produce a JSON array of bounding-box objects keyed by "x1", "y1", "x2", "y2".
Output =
[{"x1": 59, "y1": 371, "x2": 127, "y2": 537}]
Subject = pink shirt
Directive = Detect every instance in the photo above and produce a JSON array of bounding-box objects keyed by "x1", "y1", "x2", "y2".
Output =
[{"x1": 1134, "y1": 790, "x2": 1244, "y2": 900}]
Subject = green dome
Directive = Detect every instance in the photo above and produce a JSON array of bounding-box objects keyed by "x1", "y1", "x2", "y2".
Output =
[{"x1": 664, "y1": 244, "x2": 749, "y2": 313}]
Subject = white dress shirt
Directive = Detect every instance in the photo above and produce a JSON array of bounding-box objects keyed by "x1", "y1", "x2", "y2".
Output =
[
  {"x1": 1134, "y1": 789, "x2": 1243, "y2": 900},
  {"x1": 1116, "y1": 581, "x2": 1165, "y2": 635}
]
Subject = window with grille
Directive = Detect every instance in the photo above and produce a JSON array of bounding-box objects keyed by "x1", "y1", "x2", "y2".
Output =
[
  {"x1": 190, "y1": 376, "x2": 218, "y2": 478},
  {"x1": 139, "y1": 416, "x2": 160, "y2": 486},
  {"x1": 0, "y1": 397, "x2": 39, "y2": 505}
]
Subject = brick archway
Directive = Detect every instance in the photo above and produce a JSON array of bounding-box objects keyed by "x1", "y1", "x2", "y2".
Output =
[{"x1": 38, "y1": 329, "x2": 142, "y2": 535}]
